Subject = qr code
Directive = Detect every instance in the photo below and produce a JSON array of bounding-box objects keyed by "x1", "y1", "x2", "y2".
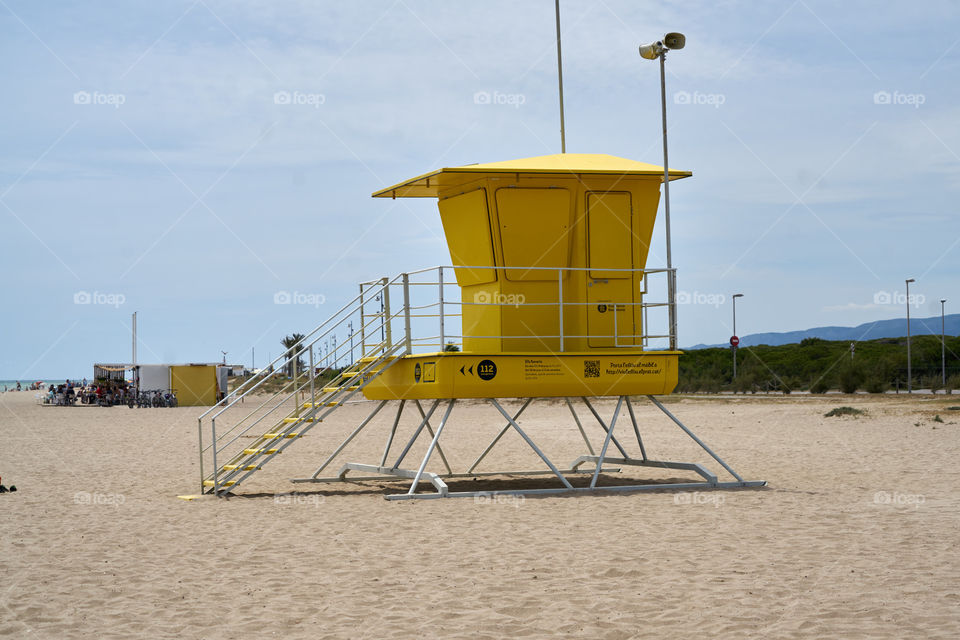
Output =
[{"x1": 584, "y1": 360, "x2": 600, "y2": 378}]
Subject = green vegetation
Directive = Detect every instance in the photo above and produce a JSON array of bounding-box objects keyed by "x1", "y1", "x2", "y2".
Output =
[
  {"x1": 677, "y1": 334, "x2": 959, "y2": 394},
  {"x1": 824, "y1": 406, "x2": 865, "y2": 418}
]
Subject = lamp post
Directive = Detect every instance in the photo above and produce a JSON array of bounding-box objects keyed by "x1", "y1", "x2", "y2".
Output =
[
  {"x1": 640, "y1": 32, "x2": 685, "y2": 351},
  {"x1": 942, "y1": 298, "x2": 947, "y2": 388},
  {"x1": 906, "y1": 278, "x2": 915, "y2": 393},
  {"x1": 732, "y1": 293, "x2": 743, "y2": 379}
]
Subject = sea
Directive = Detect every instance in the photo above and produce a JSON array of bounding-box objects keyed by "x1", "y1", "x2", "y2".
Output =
[{"x1": 0, "y1": 379, "x2": 75, "y2": 392}]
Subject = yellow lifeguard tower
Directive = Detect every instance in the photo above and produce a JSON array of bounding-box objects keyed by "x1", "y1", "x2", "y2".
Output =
[
  {"x1": 361, "y1": 153, "x2": 686, "y2": 401},
  {"x1": 196, "y1": 152, "x2": 765, "y2": 500}
]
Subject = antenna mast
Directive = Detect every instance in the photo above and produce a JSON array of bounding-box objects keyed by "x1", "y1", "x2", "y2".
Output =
[{"x1": 554, "y1": 0, "x2": 566, "y2": 153}]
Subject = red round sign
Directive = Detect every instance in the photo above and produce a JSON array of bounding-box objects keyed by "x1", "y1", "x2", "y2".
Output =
[{"x1": 730, "y1": 336, "x2": 740, "y2": 347}]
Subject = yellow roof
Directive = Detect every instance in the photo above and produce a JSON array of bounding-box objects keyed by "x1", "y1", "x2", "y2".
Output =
[{"x1": 371, "y1": 153, "x2": 691, "y2": 198}]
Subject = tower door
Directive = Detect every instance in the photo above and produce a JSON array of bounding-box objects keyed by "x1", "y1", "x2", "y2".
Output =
[{"x1": 586, "y1": 192, "x2": 635, "y2": 347}]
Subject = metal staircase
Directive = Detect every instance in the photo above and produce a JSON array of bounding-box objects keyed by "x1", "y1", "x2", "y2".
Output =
[{"x1": 198, "y1": 275, "x2": 409, "y2": 495}]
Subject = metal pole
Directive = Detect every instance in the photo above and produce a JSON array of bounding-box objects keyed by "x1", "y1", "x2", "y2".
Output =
[
  {"x1": 624, "y1": 396, "x2": 647, "y2": 461},
  {"x1": 414, "y1": 400, "x2": 453, "y2": 475},
  {"x1": 312, "y1": 400, "x2": 389, "y2": 477},
  {"x1": 380, "y1": 400, "x2": 406, "y2": 467},
  {"x1": 198, "y1": 418, "x2": 205, "y2": 492},
  {"x1": 348, "y1": 321, "x2": 354, "y2": 365},
  {"x1": 467, "y1": 398, "x2": 534, "y2": 473},
  {"x1": 211, "y1": 417, "x2": 218, "y2": 494},
  {"x1": 732, "y1": 296, "x2": 737, "y2": 380},
  {"x1": 942, "y1": 299, "x2": 947, "y2": 388},
  {"x1": 408, "y1": 399, "x2": 455, "y2": 495},
  {"x1": 359, "y1": 284, "x2": 367, "y2": 355},
  {"x1": 132, "y1": 311, "x2": 137, "y2": 367},
  {"x1": 565, "y1": 397, "x2": 595, "y2": 456},
  {"x1": 402, "y1": 273, "x2": 412, "y2": 355},
  {"x1": 659, "y1": 52, "x2": 677, "y2": 351},
  {"x1": 647, "y1": 395, "x2": 744, "y2": 482},
  {"x1": 590, "y1": 396, "x2": 623, "y2": 489},
  {"x1": 309, "y1": 345, "x2": 315, "y2": 409},
  {"x1": 489, "y1": 399, "x2": 573, "y2": 489},
  {"x1": 558, "y1": 269, "x2": 564, "y2": 351},
  {"x1": 906, "y1": 279, "x2": 913, "y2": 393},
  {"x1": 439, "y1": 267, "x2": 445, "y2": 351},
  {"x1": 382, "y1": 277, "x2": 391, "y2": 350},
  {"x1": 554, "y1": 0, "x2": 566, "y2": 153}
]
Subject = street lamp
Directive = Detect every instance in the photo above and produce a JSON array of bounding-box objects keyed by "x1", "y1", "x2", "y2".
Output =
[
  {"x1": 906, "y1": 278, "x2": 915, "y2": 393},
  {"x1": 732, "y1": 293, "x2": 743, "y2": 379},
  {"x1": 942, "y1": 299, "x2": 947, "y2": 388},
  {"x1": 639, "y1": 31, "x2": 685, "y2": 351}
]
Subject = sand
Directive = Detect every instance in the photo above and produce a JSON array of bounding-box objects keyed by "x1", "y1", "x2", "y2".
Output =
[{"x1": 1, "y1": 390, "x2": 959, "y2": 639}]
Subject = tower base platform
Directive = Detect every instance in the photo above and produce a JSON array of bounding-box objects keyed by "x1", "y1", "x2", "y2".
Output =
[{"x1": 290, "y1": 394, "x2": 766, "y2": 501}]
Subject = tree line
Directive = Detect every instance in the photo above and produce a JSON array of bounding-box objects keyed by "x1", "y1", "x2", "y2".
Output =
[{"x1": 678, "y1": 335, "x2": 960, "y2": 393}]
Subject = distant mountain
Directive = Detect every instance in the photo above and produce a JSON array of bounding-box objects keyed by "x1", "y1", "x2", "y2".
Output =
[{"x1": 687, "y1": 314, "x2": 960, "y2": 349}]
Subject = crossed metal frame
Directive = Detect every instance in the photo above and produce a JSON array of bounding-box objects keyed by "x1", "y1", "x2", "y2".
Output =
[{"x1": 290, "y1": 395, "x2": 766, "y2": 500}]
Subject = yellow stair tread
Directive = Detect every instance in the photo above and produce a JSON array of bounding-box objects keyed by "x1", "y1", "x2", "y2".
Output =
[
  {"x1": 243, "y1": 448, "x2": 281, "y2": 455},
  {"x1": 282, "y1": 417, "x2": 319, "y2": 423},
  {"x1": 262, "y1": 430, "x2": 305, "y2": 435},
  {"x1": 301, "y1": 402, "x2": 340, "y2": 408},
  {"x1": 358, "y1": 355, "x2": 396, "y2": 363},
  {"x1": 322, "y1": 385, "x2": 360, "y2": 393},
  {"x1": 222, "y1": 464, "x2": 259, "y2": 471},
  {"x1": 203, "y1": 480, "x2": 236, "y2": 487}
]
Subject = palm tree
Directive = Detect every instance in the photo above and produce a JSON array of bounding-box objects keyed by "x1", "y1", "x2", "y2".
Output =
[{"x1": 281, "y1": 333, "x2": 306, "y2": 378}]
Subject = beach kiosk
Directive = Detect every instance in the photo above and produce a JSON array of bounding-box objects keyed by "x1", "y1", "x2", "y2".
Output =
[{"x1": 197, "y1": 153, "x2": 765, "y2": 499}]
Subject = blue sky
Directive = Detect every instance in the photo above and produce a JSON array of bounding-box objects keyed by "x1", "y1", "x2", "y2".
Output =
[{"x1": 1, "y1": 0, "x2": 958, "y2": 378}]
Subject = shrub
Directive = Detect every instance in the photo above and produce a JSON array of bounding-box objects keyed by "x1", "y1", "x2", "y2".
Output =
[
  {"x1": 825, "y1": 406, "x2": 864, "y2": 417},
  {"x1": 837, "y1": 361, "x2": 864, "y2": 394},
  {"x1": 810, "y1": 377, "x2": 831, "y2": 394},
  {"x1": 864, "y1": 376, "x2": 888, "y2": 394}
]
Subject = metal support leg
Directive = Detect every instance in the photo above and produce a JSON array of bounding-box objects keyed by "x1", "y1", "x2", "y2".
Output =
[
  {"x1": 565, "y1": 398, "x2": 595, "y2": 456},
  {"x1": 489, "y1": 399, "x2": 573, "y2": 489},
  {"x1": 646, "y1": 395, "x2": 745, "y2": 482},
  {"x1": 466, "y1": 397, "x2": 534, "y2": 473},
  {"x1": 590, "y1": 396, "x2": 623, "y2": 488},
  {"x1": 408, "y1": 400, "x2": 456, "y2": 495},
  {"x1": 581, "y1": 397, "x2": 629, "y2": 458},
  {"x1": 414, "y1": 400, "x2": 453, "y2": 475},
  {"x1": 379, "y1": 400, "x2": 406, "y2": 467},
  {"x1": 625, "y1": 396, "x2": 647, "y2": 461},
  {"x1": 391, "y1": 399, "x2": 441, "y2": 469},
  {"x1": 310, "y1": 400, "x2": 388, "y2": 478}
]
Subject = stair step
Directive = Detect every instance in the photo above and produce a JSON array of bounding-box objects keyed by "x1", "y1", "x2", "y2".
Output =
[
  {"x1": 222, "y1": 464, "x2": 259, "y2": 471},
  {"x1": 359, "y1": 355, "x2": 395, "y2": 363},
  {"x1": 203, "y1": 480, "x2": 236, "y2": 487},
  {"x1": 282, "y1": 417, "x2": 319, "y2": 424},
  {"x1": 323, "y1": 385, "x2": 360, "y2": 393},
  {"x1": 301, "y1": 401, "x2": 340, "y2": 408},
  {"x1": 243, "y1": 448, "x2": 281, "y2": 455},
  {"x1": 262, "y1": 431, "x2": 304, "y2": 437},
  {"x1": 342, "y1": 371, "x2": 362, "y2": 378}
]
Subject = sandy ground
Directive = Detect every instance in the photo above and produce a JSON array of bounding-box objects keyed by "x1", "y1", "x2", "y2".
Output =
[{"x1": 1, "y1": 390, "x2": 959, "y2": 639}]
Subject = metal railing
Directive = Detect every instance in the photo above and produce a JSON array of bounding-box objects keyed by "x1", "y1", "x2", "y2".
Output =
[
  {"x1": 359, "y1": 265, "x2": 676, "y2": 353},
  {"x1": 197, "y1": 265, "x2": 676, "y2": 493}
]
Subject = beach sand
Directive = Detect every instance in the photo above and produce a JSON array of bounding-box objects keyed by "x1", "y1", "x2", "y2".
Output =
[{"x1": 1, "y1": 391, "x2": 959, "y2": 638}]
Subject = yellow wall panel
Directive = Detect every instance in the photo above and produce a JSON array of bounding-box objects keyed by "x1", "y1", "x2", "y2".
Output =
[{"x1": 170, "y1": 365, "x2": 218, "y2": 407}]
